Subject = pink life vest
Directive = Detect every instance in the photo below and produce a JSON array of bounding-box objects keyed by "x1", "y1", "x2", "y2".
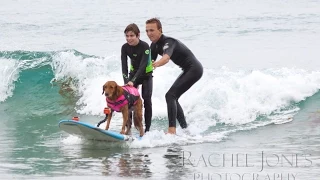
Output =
[{"x1": 106, "y1": 86, "x2": 140, "y2": 112}]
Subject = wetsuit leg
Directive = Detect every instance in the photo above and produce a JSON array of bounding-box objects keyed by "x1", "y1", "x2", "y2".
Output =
[
  {"x1": 165, "y1": 63, "x2": 203, "y2": 128},
  {"x1": 141, "y1": 76, "x2": 153, "y2": 132},
  {"x1": 176, "y1": 101, "x2": 187, "y2": 128}
]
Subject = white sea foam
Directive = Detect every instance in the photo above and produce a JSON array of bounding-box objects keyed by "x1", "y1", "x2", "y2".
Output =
[
  {"x1": 0, "y1": 58, "x2": 20, "y2": 102},
  {"x1": 52, "y1": 52, "x2": 320, "y2": 146}
]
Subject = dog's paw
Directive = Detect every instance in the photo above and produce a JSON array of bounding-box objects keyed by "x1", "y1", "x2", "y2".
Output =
[
  {"x1": 125, "y1": 129, "x2": 132, "y2": 135},
  {"x1": 105, "y1": 126, "x2": 109, "y2": 130},
  {"x1": 120, "y1": 130, "x2": 125, "y2": 134}
]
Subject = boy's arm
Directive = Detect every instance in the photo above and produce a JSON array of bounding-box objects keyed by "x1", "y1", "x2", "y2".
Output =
[{"x1": 121, "y1": 45, "x2": 129, "y2": 84}]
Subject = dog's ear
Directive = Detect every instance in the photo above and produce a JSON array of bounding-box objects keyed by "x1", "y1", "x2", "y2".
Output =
[
  {"x1": 115, "y1": 84, "x2": 123, "y2": 98},
  {"x1": 102, "y1": 85, "x2": 105, "y2": 95}
]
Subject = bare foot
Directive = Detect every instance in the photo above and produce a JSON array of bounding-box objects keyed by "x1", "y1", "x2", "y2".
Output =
[{"x1": 166, "y1": 127, "x2": 176, "y2": 134}]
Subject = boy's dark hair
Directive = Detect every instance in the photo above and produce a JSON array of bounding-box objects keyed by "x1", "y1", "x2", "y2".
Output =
[{"x1": 124, "y1": 23, "x2": 140, "y2": 35}]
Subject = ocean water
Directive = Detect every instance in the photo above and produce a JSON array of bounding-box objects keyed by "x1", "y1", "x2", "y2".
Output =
[{"x1": 1, "y1": 0, "x2": 320, "y2": 179}]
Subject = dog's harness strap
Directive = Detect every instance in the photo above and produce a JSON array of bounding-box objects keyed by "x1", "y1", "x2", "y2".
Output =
[
  {"x1": 123, "y1": 90, "x2": 133, "y2": 108},
  {"x1": 122, "y1": 86, "x2": 140, "y2": 108}
]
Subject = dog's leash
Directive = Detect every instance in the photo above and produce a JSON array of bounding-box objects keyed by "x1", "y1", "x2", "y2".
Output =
[
  {"x1": 96, "y1": 114, "x2": 108, "y2": 127},
  {"x1": 96, "y1": 108, "x2": 111, "y2": 127}
]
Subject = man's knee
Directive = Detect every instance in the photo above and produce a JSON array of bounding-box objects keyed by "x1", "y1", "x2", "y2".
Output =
[{"x1": 165, "y1": 91, "x2": 177, "y2": 102}]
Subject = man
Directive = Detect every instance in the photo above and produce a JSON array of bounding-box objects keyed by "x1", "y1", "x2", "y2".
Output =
[
  {"x1": 121, "y1": 23, "x2": 153, "y2": 132},
  {"x1": 146, "y1": 18, "x2": 203, "y2": 134}
]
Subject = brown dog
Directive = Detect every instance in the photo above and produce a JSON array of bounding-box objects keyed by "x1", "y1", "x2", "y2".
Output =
[{"x1": 102, "y1": 81, "x2": 144, "y2": 137}]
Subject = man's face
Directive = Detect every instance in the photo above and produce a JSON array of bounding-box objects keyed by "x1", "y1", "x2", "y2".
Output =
[
  {"x1": 125, "y1": 31, "x2": 139, "y2": 46},
  {"x1": 146, "y1": 23, "x2": 162, "y2": 43}
]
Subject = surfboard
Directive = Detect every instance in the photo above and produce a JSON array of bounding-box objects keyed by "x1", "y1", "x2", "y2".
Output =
[{"x1": 58, "y1": 120, "x2": 137, "y2": 142}]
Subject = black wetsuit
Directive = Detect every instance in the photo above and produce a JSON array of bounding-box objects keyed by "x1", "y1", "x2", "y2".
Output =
[
  {"x1": 150, "y1": 34, "x2": 203, "y2": 128},
  {"x1": 121, "y1": 40, "x2": 153, "y2": 132}
]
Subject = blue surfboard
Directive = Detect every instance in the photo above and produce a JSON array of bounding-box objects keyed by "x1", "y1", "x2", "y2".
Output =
[{"x1": 58, "y1": 120, "x2": 136, "y2": 142}]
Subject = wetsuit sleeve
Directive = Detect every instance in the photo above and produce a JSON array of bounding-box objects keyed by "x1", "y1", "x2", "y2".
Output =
[
  {"x1": 162, "y1": 39, "x2": 176, "y2": 58},
  {"x1": 131, "y1": 43, "x2": 150, "y2": 83},
  {"x1": 150, "y1": 43, "x2": 158, "y2": 61},
  {"x1": 121, "y1": 45, "x2": 129, "y2": 84}
]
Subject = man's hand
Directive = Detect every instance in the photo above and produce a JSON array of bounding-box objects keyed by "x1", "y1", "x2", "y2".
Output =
[
  {"x1": 152, "y1": 60, "x2": 157, "y2": 70},
  {"x1": 127, "y1": 81, "x2": 134, "y2": 86},
  {"x1": 152, "y1": 55, "x2": 170, "y2": 69}
]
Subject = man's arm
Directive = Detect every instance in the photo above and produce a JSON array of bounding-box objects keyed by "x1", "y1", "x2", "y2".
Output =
[
  {"x1": 121, "y1": 45, "x2": 129, "y2": 84},
  {"x1": 152, "y1": 54, "x2": 170, "y2": 68},
  {"x1": 153, "y1": 39, "x2": 176, "y2": 68}
]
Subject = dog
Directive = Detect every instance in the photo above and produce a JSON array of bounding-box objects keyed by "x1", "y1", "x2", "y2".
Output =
[{"x1": 102, "y1": 81, "x2": 144, "y2": 137}]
